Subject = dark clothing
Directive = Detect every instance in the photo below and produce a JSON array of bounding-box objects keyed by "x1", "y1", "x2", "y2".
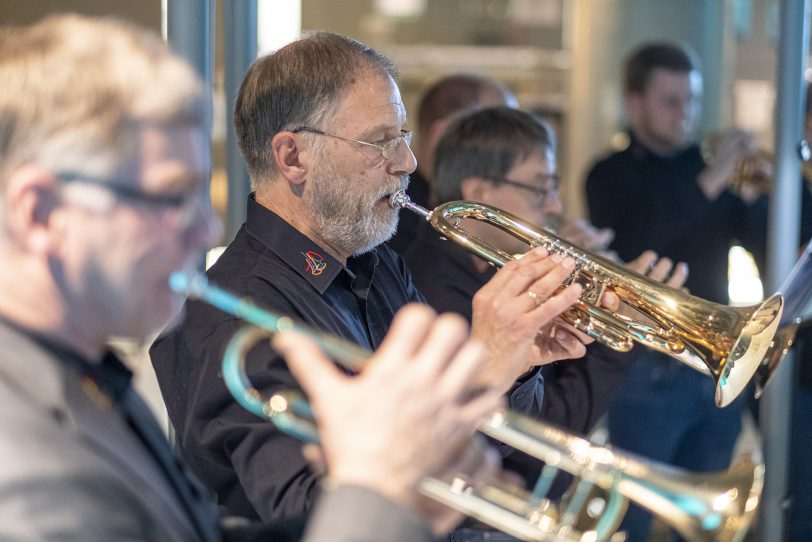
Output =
[
  {"x1": 388, "y1": 169, "x2": 431, "y2": 254},
  {"x1": 790, "y1": 324, "x2": 812, "y2": 541},
  {"x1": 583, "y1": 132, "x2": 812, "y2": 542},
  {"x1": 404, "y1": 222, "x2": 638, "y2": 473},
  {"x1": 3, "y1": 321, "x2": 223, "y2": 542},
  {"x1": 150, "y1": 194, "x2": 543, "y2": 522},
  {"x1": 586, "y1": 135, "x2": 771, "y2": 304}
]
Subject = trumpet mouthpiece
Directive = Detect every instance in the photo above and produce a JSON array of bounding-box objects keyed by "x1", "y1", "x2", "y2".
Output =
[
  {"x1": 389, "y1": 189, "x2": 432, "y2": 219},
  {"x1": 389, "y1": 189, "x2": 410, "y2": 209},
  {"x1": 169, "y1": 271, "x2": 210, "y2": 300}
]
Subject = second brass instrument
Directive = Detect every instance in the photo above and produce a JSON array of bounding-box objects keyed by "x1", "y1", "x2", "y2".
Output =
[
  {"x1": 753, "y1": 239, "x2": 812, "y2": 395},
  {"x1": 389, "y1": 190, "x2": 784, "y2": 408}
]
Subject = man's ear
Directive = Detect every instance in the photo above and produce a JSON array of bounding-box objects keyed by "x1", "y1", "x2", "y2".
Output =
[
  {"x1": 4, "y1": 165, "x2": 61, "y2": 256},
  {"x1": 624, "y1": 92, "x2": 642, "y2": 124},
  {"x1": 460, "y1": 177, "x2": 490, "y2": 202},
  {"x1": 271, "y1": 131, "x2": 308, "y2": 186}
]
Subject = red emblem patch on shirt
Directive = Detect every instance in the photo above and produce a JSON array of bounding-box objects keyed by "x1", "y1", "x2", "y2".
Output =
[{"x1": 302, "y1": 251, "x2": 327, "y2": 276}]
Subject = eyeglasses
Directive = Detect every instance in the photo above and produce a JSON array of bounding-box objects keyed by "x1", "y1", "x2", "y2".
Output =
[
  {"x1": 57, "y1": 171, "x2": 208, "y2": 227},
  {"x1": 291, "y1": 127, "x2": 413, "y2": 162},
  {"x1": 486, "y1": 174, "x2": 561, "y2": 204}
]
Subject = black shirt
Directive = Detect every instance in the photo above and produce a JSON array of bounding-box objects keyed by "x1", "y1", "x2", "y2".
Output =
[
  {"x1": 150, "y1": 194, "x2": 542, "y2": 522},
  {"x1": 585, "y1": 133, "x2": 774, "y2": 304}
]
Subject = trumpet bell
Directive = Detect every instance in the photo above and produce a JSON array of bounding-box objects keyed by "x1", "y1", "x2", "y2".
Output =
[{"x1": 480, "y1": 410, "x2": 764, "y2": 542}]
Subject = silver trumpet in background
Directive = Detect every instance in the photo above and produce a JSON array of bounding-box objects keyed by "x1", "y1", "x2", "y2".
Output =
[
  {"x1": 169, "y1": 271, "x2": 764, "y2": 542},
  {"x1": 389, "y1": 190, "x2": 786, "y2": 408},
  {"x1": 752, "y1": 240, "x2": 812, "y2": 395}
]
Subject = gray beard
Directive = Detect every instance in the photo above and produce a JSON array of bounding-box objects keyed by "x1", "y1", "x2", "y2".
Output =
[{"x1": 306, "y1": 168, "x2": 406, "y2": 257}]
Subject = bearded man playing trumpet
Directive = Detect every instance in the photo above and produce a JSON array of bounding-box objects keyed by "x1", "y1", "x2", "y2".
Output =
[{"x1": 150, "y1": 32, "x2": 605, "y2": 526}]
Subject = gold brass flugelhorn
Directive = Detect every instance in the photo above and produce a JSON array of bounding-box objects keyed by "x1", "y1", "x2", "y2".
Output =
[
  {"x1": 389, "y1": 190, "x2": 785, "y2": 408},
  {"x1": 169, "y1": 271, "x2": 764, "y2": 542}
]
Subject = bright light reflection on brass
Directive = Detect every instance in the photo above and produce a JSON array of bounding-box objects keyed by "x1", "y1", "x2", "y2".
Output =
[{"x1": 269, "y1": 394, "x2": 288, "y2": 413}]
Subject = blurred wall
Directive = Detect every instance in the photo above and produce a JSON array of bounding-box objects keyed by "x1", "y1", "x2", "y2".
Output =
[{"x1": 0, "y1": 0, "x2": 160, "y2": 29}]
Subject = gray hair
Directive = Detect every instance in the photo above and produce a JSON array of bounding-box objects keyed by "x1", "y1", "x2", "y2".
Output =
[
  {"x1": 0, "y1": 14, "x2": 205, "y2": 190},
  {"x1": 434, "y1": 106, "x2": 556, "y2": 203},
  {"x1": 233, "y1": 31, "x2": 398, "y2": 186}
]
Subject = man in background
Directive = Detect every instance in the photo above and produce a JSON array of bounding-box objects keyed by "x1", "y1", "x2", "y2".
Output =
[
  {"x1": 388, "y1": 73, "x2": 515, "y2": 253},
  {"x1": 585, "y1": 41, "x2": 812, "y2": 541}
]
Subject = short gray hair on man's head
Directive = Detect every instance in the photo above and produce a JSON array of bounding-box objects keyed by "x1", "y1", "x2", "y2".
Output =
[
  {"x1": 0, "y1": 14, "x2": 205, "y2": 189},
  {"x1": 434, "y1": 106, "x2": 556, "y2": 203},
  {"x1": 234, "y1": 31, "x2": 398, "y2": 186}
]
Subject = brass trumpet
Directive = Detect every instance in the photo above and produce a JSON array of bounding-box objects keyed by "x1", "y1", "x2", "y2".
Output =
[
  {"x1": 169, "y1": 271, "x2": 764, "y2": 542},
  {"x1": 700, "y1": 132, "x2": 812, "y2": 194},
  {"x1": 389, "y1": 190, "x2": 784, "y2": 408}
]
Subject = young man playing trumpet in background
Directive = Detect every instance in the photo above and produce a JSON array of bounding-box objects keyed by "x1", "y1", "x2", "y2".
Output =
[{"x1": 584, "y1": 41, "x2": 812, "y2": 541}]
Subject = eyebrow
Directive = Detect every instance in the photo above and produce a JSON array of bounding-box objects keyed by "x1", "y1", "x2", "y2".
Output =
[{"x1": 360, "y1": 112, "x2": 410, "y2": 139}]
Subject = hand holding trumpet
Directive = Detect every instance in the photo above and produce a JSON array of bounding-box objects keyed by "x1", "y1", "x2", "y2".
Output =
[
  {"x1": 699, "y1": 129, "x2": 770, "y2": 202},
  {"x1": 274, "y1": 304, "x2": 503, "y2": 535}
]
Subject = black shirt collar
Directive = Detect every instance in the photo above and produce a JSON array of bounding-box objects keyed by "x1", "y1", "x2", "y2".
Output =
[
  {"x1": 244, "y1": 193, "x2": 381, "y2": 295},
  {"x1": 0, "y1": 315, "x2": 132, "y2": 401},
  {"x1": 627, "y1": 130, "x2": 698, "y2": 162}
]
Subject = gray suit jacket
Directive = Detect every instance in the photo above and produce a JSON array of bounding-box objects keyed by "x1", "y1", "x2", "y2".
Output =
[
  {"x1": 0, "y1": 320, "x2": 435, "y2": 542},
  {"x1": 0, "y1": 321, "x2": 217, "y2": 541}
]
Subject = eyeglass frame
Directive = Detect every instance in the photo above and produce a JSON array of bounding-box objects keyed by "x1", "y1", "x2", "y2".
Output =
[
  {"x1": 290, "y1": 127, "x2": 413, "y2": 161},
  {"x1": 483, "y1": 174, "x2": 561, "y2": 204},
  {"x1": 56, "y1": 171, "x2": 209, "y2": 226}
]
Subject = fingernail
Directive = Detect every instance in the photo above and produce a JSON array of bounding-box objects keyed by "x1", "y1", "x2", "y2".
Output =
[
  {"x1": 563, "y1": 257, "x2": 575, "y2": 269},
  {"x1": 552, "y1": 253, "x2": 563, "y2": 263},
  {"x1": 556, "y1": 330, "x2": 569, "y2": 342}
]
